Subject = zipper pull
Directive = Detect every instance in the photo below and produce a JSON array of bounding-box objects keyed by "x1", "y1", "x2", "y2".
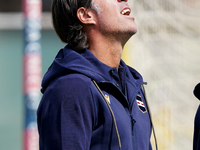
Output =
[{"x1": 130, "y1": 114, "x2": 136, "y2": 135}]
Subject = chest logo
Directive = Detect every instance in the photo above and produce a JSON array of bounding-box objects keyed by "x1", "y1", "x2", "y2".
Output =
[
  {"x1": 104, "y1": 94, "x2": 111, "y2": 104},
  {"x1": 136, "y1": 95, "x2": 147, "y2": 113}
]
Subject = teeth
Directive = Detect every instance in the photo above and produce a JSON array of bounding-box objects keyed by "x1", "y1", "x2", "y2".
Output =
[{"x1": 121, "y1": 9, "x2": 130, "y2": 15}]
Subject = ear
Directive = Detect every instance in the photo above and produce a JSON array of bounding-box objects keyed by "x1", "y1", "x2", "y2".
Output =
[{"x1": 77, "y1": 7, "x2": 96, "y2": 25}]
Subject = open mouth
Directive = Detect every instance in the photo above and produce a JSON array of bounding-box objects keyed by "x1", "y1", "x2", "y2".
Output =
[{"x1": 121, "y1": 8, "x2": 131, "y2": 15}]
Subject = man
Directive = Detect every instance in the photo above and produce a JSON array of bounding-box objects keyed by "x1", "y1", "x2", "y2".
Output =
[
  {"x1": 37, "y1": 0, "x2": 153, "y2": 149},
  {"x1": 193, "y1": 83, "x2": 200, "y2": 150}
]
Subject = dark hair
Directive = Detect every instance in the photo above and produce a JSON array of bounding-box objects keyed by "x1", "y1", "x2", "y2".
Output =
[{"x1": 52, "y1": 0, "x2": 93, "y2": 50}]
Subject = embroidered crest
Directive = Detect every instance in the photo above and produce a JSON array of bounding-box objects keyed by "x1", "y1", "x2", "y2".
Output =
[
  {"x1": 136, "y1": 95, "x2": 147, "y2": 113},
  {"x1": 104, "y1": 94, "x2": 110, "y2": 104}
]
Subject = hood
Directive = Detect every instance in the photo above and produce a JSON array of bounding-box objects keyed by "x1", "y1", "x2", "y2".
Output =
[
  {"x1": 41, "y1": 45, "x2": 112, "y2": 93},
  {"x1": 41, "y1": 45, "x2": 144, "y2": 93}
]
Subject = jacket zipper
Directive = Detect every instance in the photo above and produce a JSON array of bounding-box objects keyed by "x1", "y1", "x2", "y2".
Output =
[{"x1": 92, "y1": 80, "x2": 122, "y2": 150}]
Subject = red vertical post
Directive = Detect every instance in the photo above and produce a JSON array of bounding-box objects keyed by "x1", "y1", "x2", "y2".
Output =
[{"x1": 23, "y1": 0, "x2": 42, "y2": 150}]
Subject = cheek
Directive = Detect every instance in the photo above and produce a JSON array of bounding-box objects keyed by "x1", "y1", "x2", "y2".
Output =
[
  {"x1": 95, "y1": 4, "x2": 121, "y2": 29},
  {"x1": 98, "y1": 15, "x2": 117, "y2": 29},
  {"x1": 102, "y1": 10, "x2": 120, "y2": 24}
]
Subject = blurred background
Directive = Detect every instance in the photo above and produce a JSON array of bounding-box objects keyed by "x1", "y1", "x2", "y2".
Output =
[{"x1": 0, "y1": 0, "x2": 200, "y2": 150}]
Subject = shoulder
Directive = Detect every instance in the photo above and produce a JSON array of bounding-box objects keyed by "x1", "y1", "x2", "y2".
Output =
[
  {"x1": 41, "y1": 73, "x2": 94, "y2": 105},
  {"x1": 48, "y1": 73, "x2": 92, "y2": 93},
  {"x1": 38, "y1": 73, "x2": 95, "y2": 116}
]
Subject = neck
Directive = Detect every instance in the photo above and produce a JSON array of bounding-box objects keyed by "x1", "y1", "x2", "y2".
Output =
[{"x1": 88, "y1": 32, "x2": 124, "y2": 69}]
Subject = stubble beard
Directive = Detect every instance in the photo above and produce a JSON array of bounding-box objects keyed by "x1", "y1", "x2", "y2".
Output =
[
  {"x1": 91, "y1": 1, "x2": 137, "y2": 45},
  {"x1": 99, "y1": 21, "x2": 137, "y2": 45}
]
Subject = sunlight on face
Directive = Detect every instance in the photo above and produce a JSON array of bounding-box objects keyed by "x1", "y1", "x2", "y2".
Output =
[{"x1": 89, "y1": 0, "x2": 137, "y2": 43}]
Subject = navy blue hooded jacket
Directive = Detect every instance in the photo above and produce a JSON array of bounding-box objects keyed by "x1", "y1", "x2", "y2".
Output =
[
  {"x1": 193, "y1": 83, "x2": 200, "y2": 150},
  {"x1": 37, "y1": 45, "x2": 152, "y2": 150}
]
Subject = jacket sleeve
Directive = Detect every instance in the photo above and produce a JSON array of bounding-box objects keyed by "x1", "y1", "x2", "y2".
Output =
[{"x1": 37, "y1": 74, "x2": 95, "y2": 150}]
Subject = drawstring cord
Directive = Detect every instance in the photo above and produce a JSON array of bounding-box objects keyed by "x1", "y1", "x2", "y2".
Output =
[{"x1": 142, "y1": 85, "x2": 158, "y2": 150}]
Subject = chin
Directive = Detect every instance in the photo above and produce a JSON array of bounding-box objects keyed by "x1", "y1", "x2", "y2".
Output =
[
  {"x1": 128, "y1": 29, "x2": 138, "y2": 36},
  {"x1": 125, "y1": 25, "x2": 138, "y2": 36},
  {"x1": 132, "y1": 30, "x2": 138, "y2": 35},
  {"x1": 131, "y1": 24, "x2": 138, "y2": 34},
  {"x1": 120, "y1": 31, "x2": 136, "y2": 44}
]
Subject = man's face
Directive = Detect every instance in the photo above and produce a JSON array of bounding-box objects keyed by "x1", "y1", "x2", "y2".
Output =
[{"x1": 91, "y1": 0, "x2": 137, "y2": 41}]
